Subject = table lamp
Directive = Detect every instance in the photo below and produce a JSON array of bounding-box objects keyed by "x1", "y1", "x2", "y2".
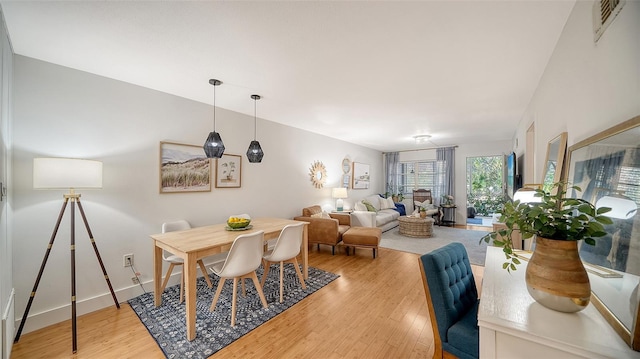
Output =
[
  {"x1": 595, "y1": 192, "x2": 638, "y2": 219},
  {"x1": 332, "y1": 187, "x2": 348, "y2": 211},
  {"x1": 513, "y1": 185, "x2": 543, "y2": 204},
  {"x1": 15, "y1": 158, "x2": 120, "y2": 354}
]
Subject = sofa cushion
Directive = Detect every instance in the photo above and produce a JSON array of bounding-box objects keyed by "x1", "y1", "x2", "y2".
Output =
[
  {"x1": 364, "y1": 195, "x2": 382, "y2": 211},
  {"x1": 311, "y1": 211, "x2": 331, "y2": 219},
  {"x1": 362, "y1": 200, "x2": 378, "y2": 212},
  {"x1": 354, "y1": 201, "x2": 367, "y2": 211},
  {"x1": 375, "y1": 209, "x2": 400, "y2": 227},
  {"x1": 380, "y1": 197, "x2": 395, "y2": 210}
]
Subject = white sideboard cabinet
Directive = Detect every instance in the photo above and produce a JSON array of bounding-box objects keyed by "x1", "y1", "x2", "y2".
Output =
[{"x1": 478, "y1": 247, "x2": 640, "y2": 359}]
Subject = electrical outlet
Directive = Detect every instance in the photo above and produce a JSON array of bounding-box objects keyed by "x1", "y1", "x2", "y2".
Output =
[
  {"x1": 131, "y1": 276, "x2": 140, "y2": 284},
  {"x1": 123, "y1": 254, "x2": 134, "y2": 267}
]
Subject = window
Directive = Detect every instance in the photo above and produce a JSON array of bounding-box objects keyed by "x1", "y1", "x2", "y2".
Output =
[
  {"x1": 616, "y1": 166, "x2": 640, "y2": 204},
  {"x1": 396, "y1": 161, "x2": 438, "y2": 197}
]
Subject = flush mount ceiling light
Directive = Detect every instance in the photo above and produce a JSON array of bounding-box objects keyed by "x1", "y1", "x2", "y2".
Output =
[
  {"x1": 413, "y1": 134, "x2": 432, "y2": 144},
  {"x1": 246, "y1": 94, "x2": 264, "y2": 163},
  {"x1": 203, "y1": 79, "x2": 225, "y2": 158}
]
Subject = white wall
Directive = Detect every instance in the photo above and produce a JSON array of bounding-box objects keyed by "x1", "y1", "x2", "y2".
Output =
[
  {"x1": 515, "y1": 1, "x2": 640, "y2": 177},
  {"x1": 11, "y1": 56, "x2": 382, "y2": 333},
  {"x1": 0, "y1": 7, "x2": 13, "y2": 358}
]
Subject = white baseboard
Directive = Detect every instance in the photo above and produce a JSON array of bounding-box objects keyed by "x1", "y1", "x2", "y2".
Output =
[
  {"x1": 13, "y1": 265, "x2": 218, "y2": 335},
  {"x1": 2, "y1": 288, "x2": 15, "y2": 359}
]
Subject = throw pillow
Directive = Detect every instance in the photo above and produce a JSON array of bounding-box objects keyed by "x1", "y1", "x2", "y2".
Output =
[
  {"x1": 362, "y1": 200, "x2": 378, "y2": 213},
  {"x1": 414, "y1": 200, "x2": 431, "y2": 208},
  {"x1": 380, "y1": 197, "x2": 395, "y2": 210},
  {"x1": 354, "y1": 202, "x2": 367, "y2": 211},
  {"x1": 310, "y1": 211, "x2": 332, "y2": 219},
  {"x1": 365, "y1": 195, "x2": 382, "y2": 211}
]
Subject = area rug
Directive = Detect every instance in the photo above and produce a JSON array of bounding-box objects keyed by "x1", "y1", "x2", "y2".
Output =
[
  {"x1": 380, "y1": 226, "x2": 492, "y2": 266},
  {"x1": 128, "y1": 265, "x2": 339, "y2": 359}
]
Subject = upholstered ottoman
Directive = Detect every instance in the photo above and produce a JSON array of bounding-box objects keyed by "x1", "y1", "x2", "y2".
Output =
[{"x1": 342, "y1": 227, "x2": 382, "y2": 258}]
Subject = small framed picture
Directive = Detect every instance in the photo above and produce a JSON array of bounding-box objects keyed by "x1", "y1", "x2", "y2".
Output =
[
  {"x1": 215, "y1": 154, "x2": 242, "y2": 188},
  {"x1": 352, "y1": 162, "x2": 370, "y2": 189},
  {"x1": 159, "y1": 141, "x2": 212, "y2": 193}
]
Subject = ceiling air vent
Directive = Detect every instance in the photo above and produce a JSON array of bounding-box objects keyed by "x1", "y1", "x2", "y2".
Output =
[{"x1": 593, "y1": 0, "x2": 625, "y2": 42}]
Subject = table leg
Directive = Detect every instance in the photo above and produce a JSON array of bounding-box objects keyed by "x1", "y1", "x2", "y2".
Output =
[
  {"x1": 153, "y1": 243, "x2": 163, "y2": 307},
  {"x1": 185, "y1": 253, "x2": 198, "y2": 341},
  {"x1": 302, "y1": 225, "x2": 308, "y2": 279}
]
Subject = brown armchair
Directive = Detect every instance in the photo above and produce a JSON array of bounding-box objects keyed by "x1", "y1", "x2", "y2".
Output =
[{"x1": 294, "y1": 205, "x2": 350, "y2": 255}]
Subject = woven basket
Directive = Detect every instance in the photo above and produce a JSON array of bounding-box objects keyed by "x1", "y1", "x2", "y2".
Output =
[{"x1": 398, "y1": 216, "x2": 434, "y2": 238}]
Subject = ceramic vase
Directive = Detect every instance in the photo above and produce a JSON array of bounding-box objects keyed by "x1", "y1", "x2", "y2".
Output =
[
  {"x1": 420, "y1": 211, "x2": 427, "y2": 218},
  {"x1": 525, "y1": 236, "x2": 590, "y2": 312}
]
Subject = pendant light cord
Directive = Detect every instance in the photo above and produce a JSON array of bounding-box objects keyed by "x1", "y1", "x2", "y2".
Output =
[
  {"x1": 253, "y1": 97, "x2": 257, "y2": 140},
  {"x1": 213, "y1": 84, "x2": 216, "y2": 131}
]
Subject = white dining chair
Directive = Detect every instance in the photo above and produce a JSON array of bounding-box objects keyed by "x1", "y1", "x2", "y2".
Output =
[
  {"x1": 260, "y1": 222, "x2": 307, "y2": 303},
  {"x1": 209, "y1": 230, "x2": 268, "y2": 326},
  {"x1": 160, "y1": 220, "x2": 213, "y2": 303}
]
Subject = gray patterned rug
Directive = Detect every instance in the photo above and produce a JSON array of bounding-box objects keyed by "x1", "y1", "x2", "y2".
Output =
[
  {"x1": 380, "y1": 226, "x2": 492, "y2": 266},
  {"x1": 128, "y1": 265, "x2": 338, "y2": 358}
]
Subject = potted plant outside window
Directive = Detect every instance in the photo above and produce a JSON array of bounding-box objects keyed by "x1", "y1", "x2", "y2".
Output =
[{"x1": 480, "y1": 182, "x2": 613, "y2": 312}]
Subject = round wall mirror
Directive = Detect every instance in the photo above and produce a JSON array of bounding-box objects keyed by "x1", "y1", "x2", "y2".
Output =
[{"x1": 309, "y1": 161, "x2": 327, "y2": 188}]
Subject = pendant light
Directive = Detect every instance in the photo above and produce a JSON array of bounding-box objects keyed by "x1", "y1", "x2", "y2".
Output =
[
  {"x1": 203, "y1": 79, "x2": 225, "y2": 158},
  {"x1": 246, "y1": 94, "x2": 264, "y2": 163}
]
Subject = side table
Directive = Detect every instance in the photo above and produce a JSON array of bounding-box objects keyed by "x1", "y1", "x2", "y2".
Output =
[{"x1": 439, "y1": 205, "x2": 456, "y2": 226}]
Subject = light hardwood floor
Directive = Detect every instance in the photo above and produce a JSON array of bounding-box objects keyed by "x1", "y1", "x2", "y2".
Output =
[{"x1": 11, "y1": 244, "x2": 484, "y2": 359}]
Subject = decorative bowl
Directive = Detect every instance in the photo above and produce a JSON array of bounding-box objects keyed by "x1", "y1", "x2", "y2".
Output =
[{"x1": 227, "y1": 215, "x2": 251, "y2": 229}]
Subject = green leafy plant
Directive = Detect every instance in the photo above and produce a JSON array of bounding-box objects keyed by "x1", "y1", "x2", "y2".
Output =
[{"x1": 480, "y1": 182, "x2": 613, "y2": 271}]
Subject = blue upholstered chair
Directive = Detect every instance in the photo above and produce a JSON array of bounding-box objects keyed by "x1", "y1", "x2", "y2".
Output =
[{"x1": 419, "y1": 242, "x2": 479, "y2": 359}]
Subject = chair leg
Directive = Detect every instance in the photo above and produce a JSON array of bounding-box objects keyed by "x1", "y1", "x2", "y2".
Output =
[
  {"x1": 210, "y1": 277, "x2": 226, "y2": 312},
  {"x1": 197, "y1": 260, "x2": 213, "y2": 288},
  {"x1": 290, "y1": 257, "x2": 307, "y2": 290},
  {"x1": 249, "y1": 271, "x2": 268, "y2": 308},
  {"x1": 279, "y1": 261, "x2": 284, "y2": 303},
  {"x1": 241, "y1": 278, "x2": 247, "y2": 297},
  {"x1": 231, "y1": 278, "x2": 238, "y2": 327},
  {"x1": 261, "y1": 261, "x2": 271, "y2": 287},
  {"x1": 160, "y1": 263, "x2": 177, "y2": 294}
]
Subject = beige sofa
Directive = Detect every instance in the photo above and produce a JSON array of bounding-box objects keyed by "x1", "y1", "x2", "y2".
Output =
[{"x1": 351, "y1": 195, "x2": 401, "y2": 232}]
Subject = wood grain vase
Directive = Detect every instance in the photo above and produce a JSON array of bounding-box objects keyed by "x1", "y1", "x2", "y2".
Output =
[{"x1": 525, "y1": 236, "x2": 591, "y2": 312}]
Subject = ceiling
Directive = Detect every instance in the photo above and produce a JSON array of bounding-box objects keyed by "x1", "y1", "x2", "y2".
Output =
[{"x1": 0, "y1": 1, "x2": 575, "y2": 152}]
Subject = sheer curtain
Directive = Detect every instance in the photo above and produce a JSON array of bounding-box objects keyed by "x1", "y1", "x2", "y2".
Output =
[
  {"x1": 385, "y1": 152, "x2": 399, "y2": 195},
  {"x1": 435, "y1": 147, "x2": 455, "y2": 205}
]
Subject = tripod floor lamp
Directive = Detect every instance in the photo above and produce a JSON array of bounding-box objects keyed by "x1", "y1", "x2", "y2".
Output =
[{"x1": 14, "y1": 158, "x2": 120, "y2": 353}]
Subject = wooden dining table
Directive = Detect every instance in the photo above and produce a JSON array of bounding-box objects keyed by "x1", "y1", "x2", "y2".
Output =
[{"x1": 150, "y1": 217, "x2": 309, "y2": 341}]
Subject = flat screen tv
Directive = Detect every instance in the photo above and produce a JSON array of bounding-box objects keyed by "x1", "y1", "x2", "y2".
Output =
[{"x1": 505, "y1": 152, "x2": 516, "y2": 199}]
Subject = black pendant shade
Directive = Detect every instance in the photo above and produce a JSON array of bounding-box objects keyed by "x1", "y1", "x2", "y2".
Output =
[
  {"x1": 246, "y1": 140, "x2": 264, "y2": 163},
  {"x1": 204, "y1": 131, "x2": 225, "y2": 158},
  {"x1": 203, "y1": 79, "x2": 225, "y2": 158},
  {"x1": 246, "y1": 94, "x2": 264, "y2": 163}
]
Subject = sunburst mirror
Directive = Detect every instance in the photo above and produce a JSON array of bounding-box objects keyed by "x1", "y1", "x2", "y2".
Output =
[{"x1": 309, "y1": 161, "x2": 327, "y2": 189}]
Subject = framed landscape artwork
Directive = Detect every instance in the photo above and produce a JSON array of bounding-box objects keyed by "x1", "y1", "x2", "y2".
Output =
[
  {"x1": 352, "y1": 162, "x2": 370, "y2": 189},
  {"x1": 216, "y1": 154, "x2": 242, "y2": 188},
  {"x1": 159, "y1": 141, "x2": 211, "y2": 193}
]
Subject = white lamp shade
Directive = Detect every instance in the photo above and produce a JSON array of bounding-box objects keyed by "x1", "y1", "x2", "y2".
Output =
[
  {"x1": 33, "y1": 158, "x2": 103, "y2": 189},
  {"x1": 332, "y1": 187, "x2": 348, "y2": 199},
  {"x1": 596, "y1": 195, "x2": 638, "y2": 220},
  {"x1": 513, "y1": 188, "x2": 541, "y2": 204}
]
